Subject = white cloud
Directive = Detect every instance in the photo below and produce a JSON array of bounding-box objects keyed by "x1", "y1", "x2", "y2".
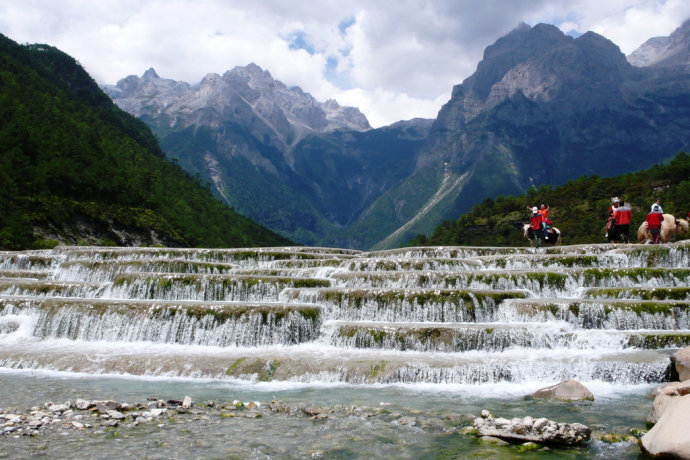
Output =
[
  {"x1": 1, "y1": 0, "x2": 689, "y2": 127},
  {"x1": 335, "y1": 87, "x2": 450, "y2": 127}
]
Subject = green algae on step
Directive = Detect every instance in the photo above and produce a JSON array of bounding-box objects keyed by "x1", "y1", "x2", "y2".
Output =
[
  {"x1": 55, "y1": 246, "x2": 359, "y2": 263},
  {"x1": 328, "y1": 321, "x2": 690, "y2": 352},
  {"x1": 0, "y1": 269, "x2": 53, "y2": 279},
  {"x1": 282, "y1": 288, "x2": 528, "y2": 322},
  {"x1": 585, "y1": 287, "x2": 690, "y2": 300},
  {"x1": 0, "y1": 279, "x2": 103, "y2": 297},
  {"x1": 507, "y1": 299, "x2": 689, "y2": 329},
  {"x1": 0, "y1": 297, "x2": 322, "y2": 324}
]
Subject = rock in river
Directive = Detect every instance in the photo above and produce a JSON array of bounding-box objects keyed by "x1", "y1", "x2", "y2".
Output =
[
  {"x1": 671, "y1": 346, "x2": 690, "y2": 381},
  {"x1": 640, "y1": 394, "x2": 690, "y2": 458},
  {"x1": 473, "y1": 411, "x2": 591, "y2": 447},
  {"x1": 531, "y1": 379, "x2": 594, "y2": 401}
]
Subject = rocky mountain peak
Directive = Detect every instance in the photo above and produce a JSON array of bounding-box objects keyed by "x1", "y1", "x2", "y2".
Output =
[
  {"x1": 628, "y1": 19, "x2": 690, "y2": 68},
  {"x1": 142, "y1": 67, "x2": 159, "y2": 79},
  {"x1": 226, "y1": 62, "x2": 276, "y2": 89},
  {"x1": 434, "y1": 22, "x2": 633, "y2": 131}
]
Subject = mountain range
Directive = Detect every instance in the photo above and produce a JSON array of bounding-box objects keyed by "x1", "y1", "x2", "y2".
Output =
[
  {"x1": 0, "y1": 33, "x2": 290, "y2": 250},
  {"x1": 105, "y1": 19, "x2": 690, "y2": 249}
]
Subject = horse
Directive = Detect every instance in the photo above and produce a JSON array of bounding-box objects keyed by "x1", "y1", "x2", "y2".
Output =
[
  {"x1": 523, "y1": 224, "x2": 561, "y2": 247},
  {"x1": 637, "y1": 213, "x2": 679, "y2": 244}
]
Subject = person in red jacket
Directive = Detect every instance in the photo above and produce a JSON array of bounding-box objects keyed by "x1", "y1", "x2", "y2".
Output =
[
  {"x1": 613, "y1": 200, "x2": 632, "y2": 243},
  {"x1": 538, "y1": 204, "x2": 551, "y2": 239},
  {"x1": 529, "y1": 206, "x2": 544, "y2": 247},
  {"x1": 646, "y1": 206, "x2": 663, "y2": 244}
]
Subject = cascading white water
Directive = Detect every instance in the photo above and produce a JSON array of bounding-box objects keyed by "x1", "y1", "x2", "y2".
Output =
[{"x1": 0, "y1": 241, "x2": 688, "y2": 385}]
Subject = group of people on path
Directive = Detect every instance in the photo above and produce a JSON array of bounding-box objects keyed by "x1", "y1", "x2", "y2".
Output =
[
  {"x1": 608, "y1": 197, "x2": 682, "y2": 244},
  {"x1": 525, "y1": 198, "x2": 688, "y2": 247}
]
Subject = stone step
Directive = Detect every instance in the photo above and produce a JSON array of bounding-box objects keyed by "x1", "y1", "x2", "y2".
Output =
[
  {"x1": 585, "y1": 287, "x2": 690, "y2": 301},
  {"x1": 365, "y1": 246, "x2": 533, "y2": 259},
  {"x1": 0, "y1": 296, "x2": 321, "y2": 346},
  {"x1": 0, "y1": 279, "x2": 104, "y2": 298},
  {"x1": 54, "y1": 261, "x2": 337, "y2": 283},
  {"x1": 107, "y1": 273, "x2": 331, "y2": 301},
  {"x1": 0, "y1": 269, "x2": 54, "y2": 279},
  {"x1": 0, "y1": 341, "x2": 670, "y2": 384},
  {"x1": 281, "y1": 288, "x2": 527, "y2": 322},
  {"x1": 323, "y1": 320, "x2": 690, "y2": 352},
  {"x1": 329, "y1": 268, "x2": 690, "y2": 293},
  {"x1": 54, "y1": 259, "x2": 238, "y2": 282},
  {"x1": 0, "y1": 251, "x2": 58, "y2": 270},
  {"x1": 503, "y1": 298, "x2": 689, "y2": 330},
  {"x1": 54, "y1": 246, "x2": 357, "y2": 264},
  {"x1": 271, "y1": 258, "x2": 347, "y2": 269},
  {"x1": 344, "y1": 253, "x2": 684, "y2": 272}
]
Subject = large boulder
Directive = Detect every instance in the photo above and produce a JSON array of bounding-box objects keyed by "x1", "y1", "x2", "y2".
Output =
[
  {"x1": 531, "y1": 379, "x2": 594, "y2": 401},
  {"x1": 648, "y1": 381, "x2": 690, "y2": 425},
  {"x1": 640, "y1": 394, "x2": 690, "y2": 457},
  {"x1": 473, "y1": 412, "x2": 591, "y2": 447},
  {"x1": 671, "y1": 346, "x2": 690, "y2": 381}
]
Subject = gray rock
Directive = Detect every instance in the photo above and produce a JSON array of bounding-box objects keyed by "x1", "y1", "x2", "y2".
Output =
[
  {"x1": 479, "y1": 435, "x2": 510, "y2": 446},
  {"x1": 94, "y1": 400, "x2": 120, "y2": 413},
  {"x1": 671, "y1": 346, "x2": 690, "y2": 381},
  {"x1": 648, "y1": 381, "x2": 690, "y2": 425},
  {"x1": 47, "y1": 403, "x2": 70, "y2": 413},
  {"x1": 107, "y1": 410, "x2": 125, "y2": 420},
  {"x1": 531, "y1": 380, "x2": 594, "y2": 401},
  {"x1": 75, "y1": 399, "x2": 91, "y2": 410},
  {"x1": 641, "y1": 394, "x2": 690, "y2": 458},
  {"x1": 474, "y1": 414, "x2": 590, "y2": 446}
]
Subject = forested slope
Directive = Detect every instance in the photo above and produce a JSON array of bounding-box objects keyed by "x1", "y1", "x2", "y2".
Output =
[
  {"x1": 0, "y1": 34, "x2": 290, "y2": 249},
  {"x1": 409, "y1": 153, "x2": 690, "y2": 247}
]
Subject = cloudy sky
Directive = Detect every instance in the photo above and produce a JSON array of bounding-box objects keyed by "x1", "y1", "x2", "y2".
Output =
[{"x1": 2, "y1": 0, "x2": 689, "y2": 127}]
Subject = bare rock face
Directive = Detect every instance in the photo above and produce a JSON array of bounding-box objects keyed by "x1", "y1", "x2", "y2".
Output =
[
  {"x1": 640, "y1": 394, "x2": 690, "y2": 458},
  {"x1": 473, "y1": 411, "x2": 591, "y2": 447},
  {"x1": 628, "y1": 19, "x2": 690, "y2": 69},
  {"x1": 648, "y1": 381, "x2": 690, "y2": 425},
  {"x1": 531, "y1": 379, "x2": 594, "y2": 401},
  {"x1": 671, "y1": 346, "x2": 690, "y2": 381}
]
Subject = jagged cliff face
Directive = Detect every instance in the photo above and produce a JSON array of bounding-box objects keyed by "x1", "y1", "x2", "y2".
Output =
[
  {"x1": 105, "y1": 65, "x2": 429, "y2": 248},
  {"x1": 105, "y1": 64, "x2": 370, "y2": 156},
  {"x1": 628, "y1": 19, "x2": 690, "y2": 69}
]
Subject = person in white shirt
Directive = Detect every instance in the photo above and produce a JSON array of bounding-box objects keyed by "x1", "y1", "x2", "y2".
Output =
[{"x1": 650, "y1": 198, "x2": 663, "y2": 213}]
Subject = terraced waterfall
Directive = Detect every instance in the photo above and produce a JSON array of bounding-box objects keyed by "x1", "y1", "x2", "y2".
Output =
[{"x1": 0, "y1": 242, "x2": 688, "y2": 457}]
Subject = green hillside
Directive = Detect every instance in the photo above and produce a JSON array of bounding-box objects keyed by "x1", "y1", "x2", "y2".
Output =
[
  {"x1": 408, "y1": 153, "x2": 690, "y2": 247},
  {"x1": 0, "y1": 34, "x2": 291, "y2": 249}
]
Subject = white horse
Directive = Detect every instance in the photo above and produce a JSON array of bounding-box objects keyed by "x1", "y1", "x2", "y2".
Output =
[
  {"x1": 637, "y1": 214, "x2": 681, "y2": 244},
  {"x1": 523, "y1": 224, "x2": 562, "y2": 247}
]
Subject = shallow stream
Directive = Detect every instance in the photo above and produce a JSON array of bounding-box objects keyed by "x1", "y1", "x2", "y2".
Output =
[{"x1": 0, "y1": 369, "x2": 651, "y2": 459}]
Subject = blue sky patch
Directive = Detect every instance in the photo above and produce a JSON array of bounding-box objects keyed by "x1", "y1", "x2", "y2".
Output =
[{"x1": 287, "y1": 30, "x2": 315, "y2": 54}]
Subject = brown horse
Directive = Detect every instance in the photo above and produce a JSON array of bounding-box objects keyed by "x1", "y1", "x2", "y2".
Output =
[{"x1": 523, "y1": 224, "x2": 562, "y2": 247}]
